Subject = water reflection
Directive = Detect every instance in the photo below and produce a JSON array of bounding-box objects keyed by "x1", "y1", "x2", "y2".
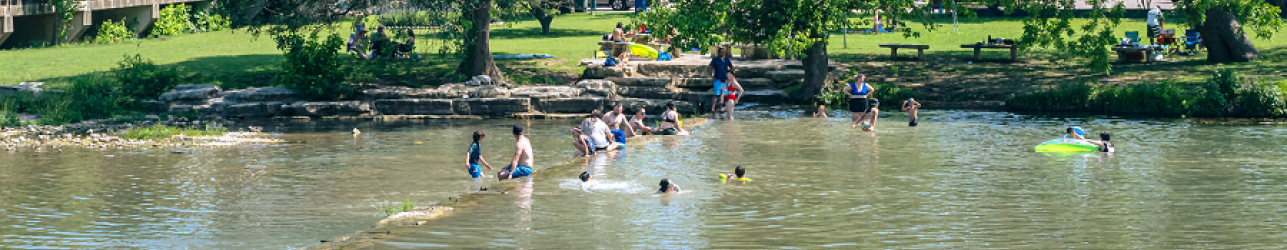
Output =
[{"x1": 3, "y1": 112, "x2": 1287, "y2": 249}]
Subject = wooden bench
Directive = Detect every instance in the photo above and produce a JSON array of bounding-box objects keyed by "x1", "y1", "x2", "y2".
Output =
[
  {"x1": 879, "y1": 44, "x2": 930, "y2": 59},
  {"x1": 960, "y1": 43, "x2": 1018, "y2": 61},
  {"x1": 1111, "y1": 45, "x2": 1164, "y2": 63}
]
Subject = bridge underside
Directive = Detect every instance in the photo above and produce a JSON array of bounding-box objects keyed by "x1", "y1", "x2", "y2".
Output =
[{"x1": 1, "y1": 0, "x2": 207, "y2": 49}]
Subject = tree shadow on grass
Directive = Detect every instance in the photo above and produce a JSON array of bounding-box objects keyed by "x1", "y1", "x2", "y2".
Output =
[{"x1": 490, "y1": 28, "x2": 607, "y2": 39}]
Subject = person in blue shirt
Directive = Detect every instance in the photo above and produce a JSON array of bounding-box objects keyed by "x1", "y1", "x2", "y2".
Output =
[
  {"x1": 707, "y1": 48, "x2": 734, "y2": 115},
  {"x1": 465, "y1": 130, "x2": 493, "y2": 178}
]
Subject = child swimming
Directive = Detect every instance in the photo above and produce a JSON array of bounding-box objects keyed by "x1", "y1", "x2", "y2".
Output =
[
  {"x1": 658, "y1": 179, "x2": 681, "y2": 193},
  {"x1": 719, "y1": 165, "x2": 751, "y2": 182},
  {"x1": 1065, "y1": 127, "x2": 1086, "y2": 140},
  {"x1": 579, "y1": 171, "x2": 592, "y2": 182}
]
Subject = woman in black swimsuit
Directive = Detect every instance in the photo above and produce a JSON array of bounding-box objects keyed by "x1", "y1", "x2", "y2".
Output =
[{"x1": 656, "y1": 102, "x2": 687, "y2": 135}]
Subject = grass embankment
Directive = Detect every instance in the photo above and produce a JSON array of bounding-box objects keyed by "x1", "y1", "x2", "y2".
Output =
[
  {"x1": 123, "y1": 124, "x2": 227, "y2": 140},
  {"x1": 2, "y1": 13, "x2": 1284, "y2": 109}
]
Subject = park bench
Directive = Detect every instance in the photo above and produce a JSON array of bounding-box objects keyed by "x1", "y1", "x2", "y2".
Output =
[
  {"x1": 1111, "y1": 45, "x2": 1164, "y2": 63},
  {"x1": 960, "y1": 43, "x2": 1018, "y2": 61},
  {"x1": 879, "y1": 44, "x2": 929, "y2": 60}
]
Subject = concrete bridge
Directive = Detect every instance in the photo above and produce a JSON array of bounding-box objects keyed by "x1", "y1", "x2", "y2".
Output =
[{"x1": 2, "y1": 0, "x2": 207, "y2": 48}]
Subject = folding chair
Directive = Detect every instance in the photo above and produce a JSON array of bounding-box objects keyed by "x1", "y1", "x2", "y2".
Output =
[{"x1": 1184, "y1": 29, "x2": 1203, "y2": 53}]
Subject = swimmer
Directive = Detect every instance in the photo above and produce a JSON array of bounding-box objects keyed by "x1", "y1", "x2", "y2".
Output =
[
  {"x1": 498, "y1": 125, "x2": 534, "y2": 181},
  {"x1": 812, "y1": 105, "x2": 828, "y2": 118},
  {"x1": 860, "y1": 99, "x2": 880, "y2": 132},
  {"x1": 579, "y1": 171, "x2": 592, "y2": 182},
  {"x1": 901, "y1": 98, "x2": 921, "y2": 127},
  {"x1": 1065, "y1": 127, "x2": 1085, "y2": 140},
  {"x1": 658, "y1": 178, "x2": 681, "y2": 193},
  {"x1": 1087, "y1": 132, "x2": 1115, "y2": 152},
  {"x1": 571, "y1": 127, "x2": 593, "y2": 156},
  {"x1": 719, "y1": 165, "x2": 750, "y2": 181},
  {"x1": 465, "y1": 130, "x2": 494, "y2": 178}
]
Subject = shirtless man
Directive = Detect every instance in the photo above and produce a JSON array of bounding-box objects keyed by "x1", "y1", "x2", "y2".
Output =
[
  {"x1": 630, "y1": 108, "x2": 655, "y2": 135},
  {"x1": 612, "y1": 22, "x2": 626, "y2": 42},
  {"x1": 498, "y1": 125, "x2": 535, "y2": 180},
  {"x1": 901, "y1": 98, "x2": 921, "y2": 127},
  {"x1": 603, "y1": 103, "x2": 636, "y2": 140}
]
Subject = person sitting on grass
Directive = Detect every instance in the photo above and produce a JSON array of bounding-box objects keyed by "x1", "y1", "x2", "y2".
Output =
[
  {"x1": 397, "y1": 29, "x2": 416, "y2": 58},
  {"x1": 347, "y1": 30, "x2": 369, "y2": 59}
]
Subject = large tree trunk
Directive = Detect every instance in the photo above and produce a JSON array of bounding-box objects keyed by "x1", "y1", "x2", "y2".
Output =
[
  {"x1": 1198, "y1": 9, "x2": 1260, "y2": 63},
  {"x1": 532, "y1": 7, "x2": 555, "y2": 34},
  {"x1": 799, "y1": 39, "x2": 829, "y2": 101},
  {"x1": 459, "y1": 0, "x2": 507, "y2": 85},
  {"x1": 237, "y1": 0, "x2": 269, "y2": 25}
]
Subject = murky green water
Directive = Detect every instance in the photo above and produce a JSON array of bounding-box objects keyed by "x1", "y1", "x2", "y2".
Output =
[{"x1": 4, "y1": 111, "x2": 1287, "y2": 249}]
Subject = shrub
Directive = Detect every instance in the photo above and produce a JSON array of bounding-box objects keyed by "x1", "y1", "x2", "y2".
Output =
[
  {"x1": 275, "y1": 31, "x2": 357, "y2": 100},
  {"x1": 0, "y1": 98, "x2": 20, "y2": 128},
  {"x1": 192, "y1": 10, "x2": 230, "y2": 32},
  {"x1": 114, "y1": 54, "x2": 181, "y2": 102},
  {"x1": 151, "y1": 4, "x2": 192, "y2": 37},
  {"x1": 93, "y1": 18, "x2": 132, "y2": 44},
  {"x1": 63, "y1": 74, "x2": 130, "y2": 122},
  {"x1": 1008, "y1": 69, "x2": 1286, "y2": 118}
]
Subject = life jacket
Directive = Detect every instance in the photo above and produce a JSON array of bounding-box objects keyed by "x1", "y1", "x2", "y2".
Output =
[{"x1": 849, "y1": 82, "x2": 871, "y2": 96}]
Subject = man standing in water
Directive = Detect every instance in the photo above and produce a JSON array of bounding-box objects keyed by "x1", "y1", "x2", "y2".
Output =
[{"x1": 499, "y1": 125, "x2": 535, "y2": 180}]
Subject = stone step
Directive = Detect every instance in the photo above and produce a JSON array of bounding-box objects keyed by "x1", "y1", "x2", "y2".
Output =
[
  {"x1": 679, "y1": 90, "x2": 790, "y2": 105},
  {"x1": 607, "y1": 77, "x2": 780, "y2": 89},
  {"x1": 766, "y1": 70, "x2": 807, "y2": 82}
]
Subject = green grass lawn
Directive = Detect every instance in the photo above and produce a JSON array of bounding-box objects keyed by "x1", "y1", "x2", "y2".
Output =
[{"x1": 2, "y1": 13, "x2": 1283, "y2": 89}]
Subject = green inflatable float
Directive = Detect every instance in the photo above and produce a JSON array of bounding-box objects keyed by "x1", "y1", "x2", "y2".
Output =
[
  {"x1": 1034, "y1": 138, "x2": 1100, "y2": 153},
  {"x1": 628, "y1": 44, "x2": 659, "y2": 59}
]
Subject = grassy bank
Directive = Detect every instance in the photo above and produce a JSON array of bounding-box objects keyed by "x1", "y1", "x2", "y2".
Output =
[{"x1": 123, "y1": 124, "x2": 228, "y2": 140}]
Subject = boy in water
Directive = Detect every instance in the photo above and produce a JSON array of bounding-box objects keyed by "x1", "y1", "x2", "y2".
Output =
[
  {"x1": 498, "y1": 125, "x2": 535, "y2": 180},
  {"x1": 465, "y1": 130, "x2": 493, "y2": 178},
  {"x1": 720, "y1": 165, "x2": 750, "y2": 182},
  {"x1": 812, "y1": 105, "x2": 828, "y2": 118},
  {"x1": 901, "y1": 98, "x2": 921, "y2": 127},
  {"x1": 658, "y1": 179, "x2": 681, "y2": 193},
  {"x1": 571, "y1": 127, "x2": 593, "y2": 156},
  {"x1": 579, "y1": 172, "x2": 592, "y2": 182},
  {"x1": 1066, "y1": 127, "x2": 1085, "y2": 140},
  {"x1": 861, "y1": 99, "x2": 880, "y2": 132}
]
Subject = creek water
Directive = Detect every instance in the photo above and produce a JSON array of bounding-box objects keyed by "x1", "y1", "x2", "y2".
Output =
[{"x1": 2, "y1": 111, "x2": 1287, "y2": 249}]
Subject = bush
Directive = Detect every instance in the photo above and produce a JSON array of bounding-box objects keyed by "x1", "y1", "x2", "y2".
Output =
[
  {"x1": 1008, "y1": 69, "x2": 1286, "y2": 117},
  {"x1": 151, "y1": 4, "x2": 192, "y2": 37},
  {"x1": 0, "y1": 98, "x2": 21, "y2": 128},
  {"x1": 192, "y1": 10, "x2": 230, "y2": 32},
  {"x1": 114, "y1": 54, "x2": 181, "y2": 102},
  {"x1": 63, "y1": 74, "x2": 131, "y2": 122},
  {"x1": 94, "y1": 18, "x2": 132, "y2": 44},
  {"x1": 275, "y1": 31, "x2": 357, "y2": 100}
]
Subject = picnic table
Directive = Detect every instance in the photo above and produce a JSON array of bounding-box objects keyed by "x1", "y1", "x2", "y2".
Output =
[
  {"x1": 879, "y1": 44, "x2": 930, "y2": 60},
  {"x1": 960, "y1": 43, "x2": 1018, "y2": 61},
  {"x1": 626, "y1": 33, "x2": 652, "y2": 44},
  {"x1": 610, "y1": 41, "x2": 635, "y2": 58},
  {"x1": 1111, "y1": 45, "x2": 1164, "y2": 63}
]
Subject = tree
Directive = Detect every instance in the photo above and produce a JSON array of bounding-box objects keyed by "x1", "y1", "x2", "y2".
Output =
[
  {"x1": 1174, "y1": 0, "x2": 1283, "y2": 62},
  {"x1": 999, "y1": 0, "x2": 1281, "y2": 72},
  {"x1": 525, "y1": 0, "x2": 572, "y2": 34},
  {"x1": 458, "y1": 0, "x2": 509, "y2": 84}
]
